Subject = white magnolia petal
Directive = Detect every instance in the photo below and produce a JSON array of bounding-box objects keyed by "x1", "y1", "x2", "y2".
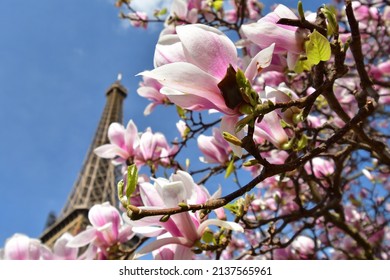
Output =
[
  {"x1": 67, "y1": 228, "x2": 97, "y2": 248},
  {"x1": 245, "y1": 43, "x2": 275, "y2": 81},
  {"x1": 132, "y1": 226, "x2": 167, "y2": 237},
  {"x1": 197, "y1": 219, "x2": 244, "y2": 236},
  {"x1": 161, "y1": 181, "x2": 186, "y2": 207},
  {"x1": 133, "y1": 237, "x2": 192, "y2": 259}
]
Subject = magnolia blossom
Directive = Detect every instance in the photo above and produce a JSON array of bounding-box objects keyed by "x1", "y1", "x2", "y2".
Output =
[
  {"x1": 261, "y1": 84, "x2": 300, "y2": 124},
  {"x1": 254, "y1": 111, "x2": 289, "y2": 149},
  {"x1": 137, "y1": 76, "x2": 168, "y2": 115},
  {"x1": 94, "y1": 120, "x2": 139, "y2": 165},
  {"x1": 273, "y1": 235, "x2": 315, "y2": 259},
  {"x1": 94, "y1": 119, "x2": 177, "y2": 169},
  {"x1": 304, "y1": 157, "x2": 335, "y2": 178},
  {"x1": 225, "y1": 0, "x2": 262, "y2": 22},
  {"x1": 140, "y1": 24, "x2": 274, "y2": 157},
  {"x1": 1, "y1": 234, "x2": 46, "y2": 260},
  {"x1": 142, "y1": 24, "x2": 274, "y2": 115},
  {"x1": 197, "y1": 127, "x2": 231, "y2": 164},
  {"x1": 41, "y1": 233, "x2": 79, "y2": 260},
  {"x1": 127, "y1": 12, "x2": 148, "y2": 29},
  {"x1": 165, "y1": 0, "x2": 199, "y2": 26},
  {"x1": 122, "y1": 170, "x2": 243, "y2": 259},
  {"x1": 241, "y1": 4, "x2": 307, "y2": 69},
  {"x1": 68, "y1": 202, "x2": 134, "y2": 259}
]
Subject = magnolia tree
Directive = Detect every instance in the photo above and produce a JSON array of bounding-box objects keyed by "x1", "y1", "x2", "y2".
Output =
[{"x1": 2, "y1": 0, "x2": 389, "y2": 260}]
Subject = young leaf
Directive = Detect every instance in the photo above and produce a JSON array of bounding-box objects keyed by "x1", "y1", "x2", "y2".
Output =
[
  {"x1": 321, "y1": 5, "x2": 338, "y2": 37},
  {"x1": 126, "y1": 164, "x2": 138, "y2": 200},
  {"x1": 305, "y1": 30, "x2": 331, "y2": 65},
  {"x1": 213, "y1": 0, "x2": 224, "y2": 11},
  {"x1": 225, "y1": 158, "x2": 235, "y2": 179}
]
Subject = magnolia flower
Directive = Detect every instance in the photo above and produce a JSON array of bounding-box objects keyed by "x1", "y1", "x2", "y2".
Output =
[
  {"x1": 41, "y1": 233, "x2": 79, "y2": 260},
  {"x1": 122, "y1": 170, "x2": 243, "y2": 259},
  {"x1": 241, "y1": 4, "x2": 307, "y2": 69},
  {"x1": 140, "y1": 24, "x2": 274, "y2": 115},
  {"x1": 127, "y1": 12, "x2": 148, "y2": 29},
  {"x1": 1, "y1": 234, "x2": 46, "y2": 260},
  {"x1": 68, "y1": 202, "x2": 134, "y2": 259},
  {"x1": 94, "y1": 120, "x2": 139, "y2": 165},
  {"x1": 197, "y1": 127, "x2": 231, "y2": 164},
  {"x1": 261, "y1": 84, "x2": 300, "y2": 124},
  {"x1": 141, "y1": 24, "x2": 274, "y2": 157},
  {"x1": 152, "y1": 233, "x2": 194, "y2": 260},
  {"x1": 254, "y1": 110, "x2": 289, "y2": 149},
  {"x1": 225, "y1": 0, "x2": 262, "y2": 22},
  {"x1": 291, "y1": 236, "x2": 315, "y2": 259},
  {"x1": 137, "y1": 76, "x2": 168, "y2": 115},
  {"x1": 304, "y1": 157, "x2": 335, "y2": 178},
  {"x1": 136, "y1": 127, "x2": 178, "y2": 167},
  {"x1": 165, "y1": 0, "x2": 199, "y2": 26}
]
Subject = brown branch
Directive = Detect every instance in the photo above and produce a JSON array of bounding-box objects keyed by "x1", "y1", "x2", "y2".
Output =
[
  {"x1": 125, "y1": 101, "x2": 376, "y2": 220},
  {"x1": 345, "y1": 0, "x2": 379, "y2": 106}
]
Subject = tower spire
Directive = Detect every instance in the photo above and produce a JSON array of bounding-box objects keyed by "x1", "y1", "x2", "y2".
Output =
[{"x1": 40, "y1": 79, "x2": 127, "y2": 246}]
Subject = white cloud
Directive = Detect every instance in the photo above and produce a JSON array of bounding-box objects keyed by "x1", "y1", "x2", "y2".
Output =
[{"x1": 131, "y1": 0, "x2": 173, "y2": 16}]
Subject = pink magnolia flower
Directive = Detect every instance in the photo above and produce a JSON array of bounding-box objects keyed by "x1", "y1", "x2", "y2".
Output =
[
  {"x1": 136, "y1": 127, "x2": 178, "y2": 167},
  {"x1": 94, "y1": 120, "x2": 139, "y2": 165},
  {"x1": 1, "y1": 233, "x2": 46, "y2": 260},
  {"x1": 140, "y1": 24, "x2": 275, "y2": 115},
  {"x1": 122, "y1": 170, "x2": 243, "y2": 259},
  {"x1": 304, "y1": 157, "x2": 335, "y2": 178},
  {"x1": 291, "y1": 236, "x2": 315, "y2": 259},
  {"x1": 166, "y1": 0, "x2": 199, "y2": 26},
  {"x1": 152, "y1": 233, "x2": 194, "y2": 260},
  {"x1": 254, "y1": 110, "x2": 289, "y2": 149},
  {"x1": 140, "y1": 24, "x2": 274, "y2": 157},
  {"x1": 68, "y1": 202, "x2": 134, "y2": 259},
  {"x1": 369, "y1": 60, "x2": 390, "y2": 81},
  {"x1": 127, "y1": 12, "x2": 148, "y2": 29},
  {"x1": 41, "y1": 233, "x2": 79, "y2": 260},
  {"x1": 197, "y1": 127, "x2": 231, "y2": 164},
  {"x1": 241, "y1": 4, "x2": 307, "y2": 69},
  {"x1": 225, "y1": 0, "x2": 262, "y2": 22},
  {"x1": 137, "y1": 76, "x2": 168, "y2": 115}
]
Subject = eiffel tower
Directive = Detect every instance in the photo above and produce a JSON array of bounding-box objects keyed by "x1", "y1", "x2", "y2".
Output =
[{"x1": 40, "y1": 77, "x2": 127, "y2": 247}]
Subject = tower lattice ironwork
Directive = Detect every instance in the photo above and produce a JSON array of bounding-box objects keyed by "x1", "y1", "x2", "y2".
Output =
[{"x1": 40, "y1": 79, "x2": 127, "y2": 246}]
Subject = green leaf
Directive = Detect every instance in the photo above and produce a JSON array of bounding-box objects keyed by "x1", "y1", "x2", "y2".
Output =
[
  {"x1": 154, "y1": 7, "x2": 168, "y2": 17},
  {"x1": 202, "y1": 230, "x2": 215, "y2": 244},
  {"x1": 117, "y1": 180, "x2": 125, "y2": 201},
  {"x1": 305, "y1": 30, "x2": 331, "y2": 65},
  {"x1": 297, "y1": 1, "x2": 305, "y2": 20},
  {"x1": 213, "y1": 0, "x2": 224, "y2": 11},
  {"x1": 126, "y1": 164, "x2": 138, "y2": 200},
  {"x1": 321, "y1": 5, "x2": 338, "y2": 36},
  {"x1": 294, "y1": 57, "x2": 313, "y2": 73},
  {"x1": 225, "y1": 158, "x2": 235, "y2": 179},
  {"x1": 176, "y1": 105, "x2": 186, "y2": 119},
  {"x1": 234, "y1": 115, "x2": 254, "y2": 133}
]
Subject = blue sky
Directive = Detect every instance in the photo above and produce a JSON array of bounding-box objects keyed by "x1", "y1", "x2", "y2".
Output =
[
  {"x1": 0, "y1": 0, "x2": 171, "y2": 246},
  {"x1": 0, "y1": 0, "x2": 323, "y2": 247}
]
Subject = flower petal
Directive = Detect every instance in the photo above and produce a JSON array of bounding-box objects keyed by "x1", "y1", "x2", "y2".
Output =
[
  {"x1": 67, "y1": 228, "x2": 97, "y2": 248},
  {"x1": 245, "y1": 43, "x2": 275, "y2": 81},
  {"x1": 154, "y1": 34, "x2": 186, "y2": 67},
  {"x1": 94, "y1": 144, "x2": 129, "y2": 159},
  {"x1": 176, "y1": 24, "x2": 238, "y2": 79},
  {"x1": 133, "y1": 237, "x2": 192, "y2": 259},
  {"x1": 197, "y1": 219, "x2": 244, "y2": 236},
  {"x1": 241, "y1": 22, "x2": 302, "y2": 54}
]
